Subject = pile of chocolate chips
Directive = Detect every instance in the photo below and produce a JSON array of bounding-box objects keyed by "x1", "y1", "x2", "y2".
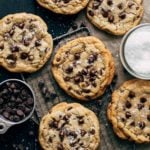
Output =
[{"x1": 0, "y1": 80, "x2": 34, "y2": 122}]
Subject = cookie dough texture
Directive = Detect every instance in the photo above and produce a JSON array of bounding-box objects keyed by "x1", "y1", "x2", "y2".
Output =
[
  {"x1": 108, "y1": 79, "x2": 150, "y2": 143},
  {"x1": 39, "y1": 102, "x2": 100, "y2": 150},
  {"x1": 0, "y1": 13, "x2": 53, "y2": 73},
  {"x1": 52, "y1": 36, "x2": 115, "y2": 100},
  {"x1": 87, "y1": 0, "x2": 144, "y2": 35},
  {"x1": 37, "y1": 0, "x2": 90, "y2": 15}
]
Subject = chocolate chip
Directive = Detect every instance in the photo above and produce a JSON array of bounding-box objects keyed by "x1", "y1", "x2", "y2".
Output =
[
  {"x1": 139, "y1": 122, "x2": 145, "y2": 129},
  {"x1": 3, "y1": 111, "x2": 10, "y2": 119},
  {"x1": 56, "y1": 57, "x2": 61, "y2": 62},
  {"x1": 74, "y1": 75, "x2": 83, "y2": 83},
  {"x1": 78, "y1": 116, "x2": 84, "y2": 124},
  {"x1": 35, "y1": 40, "x2": 41, "y2": 47},
  {"x1": 17, "y1": 23, "x2": 24, "y2": 29},
  {"x1": 88, "y1": 10, "x2": 94, "y2": 16},
  {"x1": 68, "y1": 131, "x2": 77, "y2": 138},
  {"x1": 63, "y1": 0, "x2": 70, "y2": 3},
  {"x1": 23, "y1": 38, "x2": 30, "y2": 46},
  {"x1": 0, "y1": 44, "x2": 4, "y2": 50},
  {"x1": 90, "y1": 69, "x2": 97, "y2": 77},
  {"x1": 67, "y1": 107, "x2": 73, "y2": 111},
  {"x1": 101, "y1": 9, "x2": 109, "y2": 18},
  {"x1": 81, "y1": 69, "x2": 88, "y2": 75},
  {"x1": 20, "y1": 52, "x2": 28, "y2": 59},
  {"x1": 128, "y1": 3, "x2": 134, "y2": 8},
  {"x1": 82, "y1": 89, "x2": 91, "y2": 93},
  {"x1": 89, "y1": 129, "x2": 95, "y2": 135},
  {"x1": 138, "y1": 103, "x2": 144, "y2": 110},
  {"x1": 128, "y1": 91, "x2": 135, "y2": 99},
  {"x1": 64, "y1": 76, "x2": 70, "y2": 81},
  {"x1": 16, "y1": 109, "x2": 24, "y2": 117},
  {"x1": 74, "y1": 53, "x2": 80, "y2": 60},
  {"x1": 65, "y1": 66, "x2": 73, "y2": 73},
  {"x1": 48, "y1": 137, "x2": 52, "y2": 143},
  {"x1": 28, "y1": 55, "x2": 34, "y2": 61},
  {"x1": 6, "y1": 54, "x2": 17, "y2": 64},
  {"x1": 119, "y1": 13, "x2": 126, "y2": 20},
  {"x1": 108, "y1": 15, "x2": 114, "y2": 23},
  {"x1": 10, "y1": 45, "x2": 20, "y2": 52},
  {"x1": 41, "y1": 87, "x2": 48, "y2": 95},
  {"x1": 9, "y1": 29, "x2": 15, "y2": 36},
  {"x1": 125, "y1": 111, "x2": 131, "y2": 118},
  {"x1": 140, "y1": 97, "x2": 147, "y2": 103},
  {"x1": 49, "y1": 120, "x2": 58, "y2": 129},
  {"x1": 118, "y1": 3, "x2": 123, "y2": 9},
  {"x1": 80, "y1": 129, "x2": 86, "y2": 136},
  {"x1": 125, "y1": 101, "x2": 132, "y2": 108},
  {"x1": 59, "y1": 130, "x2": 65, "y2": 141},
  {"x1": 147, "y1": 115, "x2": 150, "y2": 121},
  {"x1": 57, "y1": 144, "x2": 64, "y2": 150},
  {"x1": 26, "y1": 98, "x2": 34, "y2": 105},
  {"x1": 130, "y1": 121, "x2": 135, "y2": 126},
  {"x1": 63, "y1": 114, "x2": 70, "y2": 122},
  {"x1": 80, "y1": 22, "x2": 86, "y2": 28},
  {"x1": 107, "y1": 0, "x2": 113, "y2": 6},
  {"x1": 88, "y1": 54, "x2": 97, "y2": 63}
]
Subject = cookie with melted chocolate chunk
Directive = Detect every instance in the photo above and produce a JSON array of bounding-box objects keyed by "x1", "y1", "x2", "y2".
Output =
[
  {"x1": 0, "y1": 13, "x2": 53, "y2": 73},
  {"x1": 37, "y1": 0, "x2": 89, "y2": 15},
  {"x1": 87, "y1": 0, "x2": 144, "y2": 35},
  {"x1": 107, "y1": 79, "x2": 150, "y2": 143},
  {"x1": 39, "y1": 102, "x2": 100, "y2": 150},
  {"x1": 52, "y1": 36, "x2": 115, "y2": 100}
]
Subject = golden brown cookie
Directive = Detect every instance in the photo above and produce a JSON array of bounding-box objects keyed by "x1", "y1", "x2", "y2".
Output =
[
  {"x1": 39, "y1": 102, "x2": 100, "y2": 150},
  {"x1": 52, "y1": 36, "x2": 115, "y2": 100},
  {"x1": 0, "y1": 13, "x2": 53, "y2": 73},
  {"x1": 108, "y1": 79, "x2": 150, "y2": 143},
  {"x1": 37, "y1": 0, "x2": 90, "y2": 15},
  {"x1": 87, "y1": 0, "x2": 144, "y2": 35}
]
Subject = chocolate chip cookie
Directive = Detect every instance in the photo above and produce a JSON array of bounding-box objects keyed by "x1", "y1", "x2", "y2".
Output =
[
  {"x1": 37, "y1": 0, "x2": 90, "y2": 15},
  {"x1": 52, "y1": 36, "x2": 115, "y2": 100},
  {"x1": 107, "y1": 79, "x2": 150, "y2": 143},
  {"x1": 0, "y1": 13, "x2": 53, "y2": 73},
  {"x1": 39, "y1": 102, "x2": 100, "y2": 150},
  {"x1": 87, "y1": 0, "x2": 144, "y2": 35}
]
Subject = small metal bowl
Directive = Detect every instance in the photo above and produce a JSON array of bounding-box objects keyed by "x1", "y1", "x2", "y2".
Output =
[
  {"x1": 120, "y1": 23, "x2": 150, "y2": 80},
  {"x1": 0, "y1": 79, "x2": 35, "y2": 134}
]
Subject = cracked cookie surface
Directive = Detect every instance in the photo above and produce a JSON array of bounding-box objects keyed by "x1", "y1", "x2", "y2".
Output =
[
  {"x1": 37, "y1": 0, "x2": 89, "y2": 15},
  {"x1": 87, "y1": 0, "x2": 144, "y2": 35},
  {"x1": 39, "y1": 102, "x2": 100, "y2": 150},
  {"x1": 52, "y1": 36, "x2": 115, "y2": 100},
  {"x1": 107, "y1": 79, "x2": 150, "y2": 143},
  {"x1": 0, "y1": 13, "x2": 53, "y2": 73}
]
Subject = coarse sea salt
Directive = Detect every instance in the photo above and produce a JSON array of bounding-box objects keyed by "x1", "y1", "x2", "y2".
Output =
[{"x1": 124, "y1": 25, "x2": 150, "y2": 77}]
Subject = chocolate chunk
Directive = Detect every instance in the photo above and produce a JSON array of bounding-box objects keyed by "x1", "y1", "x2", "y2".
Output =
[
  {"x1": 35, "y1": 40, "x2": 41, "y2": 47},
  {"x1": 88, "y1": 10, "x2": 94, "y2": 16},
  {"x1": 125, "y1": 101, "x2": 132, "y2": 108},
  {"x1": 65, "y1": 66, "x2": 73, "y2": 73},
  {"x1": 138, "y1": 103, "x2": 144, "y2": 110},
  {"x1": 101, "y1": 9, "x2": 109, "y2": 18},
  {"x1": 147, "y1": 115, "x2": 150, "y2": 121},
  {"x1": 20, "y1": 52, "x2": 28, "y2": 59},
  {"x1": 128, "y1": 91, "x2": 135, "y2": 98},
  {"x1": 10, "y1": 45, "x2": 20, "y2": 52},
  {"x1": 89, "y1": 129, "x2": 95, "y2": 135},
  {"x1": 74, "y1": 53, "x2": 80, "y2": 60},
  {"x1": 80, "y1": 129, "x2": 86, "y2": 136},
  {"x1": 108, "y1": 15, "x2": 114, "y2": 23},
  {"x1": 0, "y1": 44, "x2": 4, "y2": 50},
  {"x1": 140, "y1": 97, "x2": 147, "y2": 103},
  {"x1": 118, "y1": 3, "x2": 123, "y2": 9},
  {"x1": 64, "y1": 76, "x2": 70, "y2": 81},
  {"x1": 49, "y1": 120, "x2": 58, "y2": 129},
  {"x1": 125, "y1": 111, "x2": 131, "y2": 118},
  {"x1": 57, "y1": 144, "x2": 64, "y2": 150},
  {"x1": 107, "y1": 0, "x2": 113, "y2": 6},
  {"x1": 88, "y1": 54, "x2": 97, "y2": 63},
  {"x1": 6, "y1": 54, "x2": 17, "y2": 61},
  {"x1": 74, "y1": 75, "x2": 83, "y2": 83},
  {"x1": 139, "y1": 122, "x2": 145, "y2": 129},
  {"x1": 78, "y1": 116, "x2": 84, "y2": 124},
  {"x1": 17, "y1": 23, "x2": 25, "y2": 29},
  {"x1": 119, "y1": 13, "x2": 126, "y2": 20},
  {"x1": 130, "y1": 121, "x2": 135, "y2": 126}
]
